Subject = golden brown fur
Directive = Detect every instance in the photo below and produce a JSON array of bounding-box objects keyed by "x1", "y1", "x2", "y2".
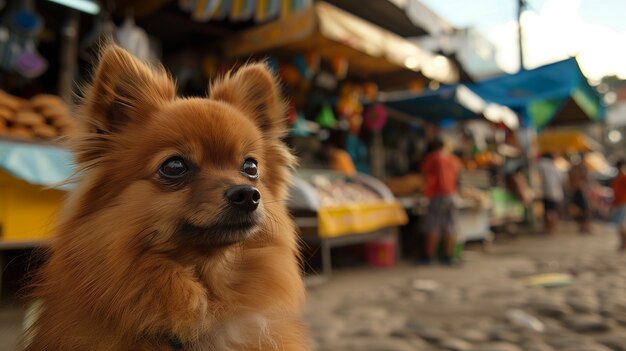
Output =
[{"x1": 21, "y1": 45, "x2": 310, "y2": 351}]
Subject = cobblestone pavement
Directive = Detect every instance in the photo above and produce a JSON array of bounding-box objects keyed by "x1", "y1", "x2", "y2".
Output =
[
  {"x1": 1, "y1": 223, "x2": 625, "y2": 350},
  {"x1": 305, "y1": 223, "x2": 626, "y2": 351}
]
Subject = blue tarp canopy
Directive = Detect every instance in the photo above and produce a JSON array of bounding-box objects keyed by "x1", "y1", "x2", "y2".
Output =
[
  {"x1": 466, "y1": 58, "x2": 604, "y2": 128},
  {"x1": 381, "y1": 85, "x2": 480, "y2": 123},
  {"x1": 0, "y1": 139, "x2": 73, "y2": 188},
  {"x1": 381, "y1": 84, "x2": 519, "y2": 128}
]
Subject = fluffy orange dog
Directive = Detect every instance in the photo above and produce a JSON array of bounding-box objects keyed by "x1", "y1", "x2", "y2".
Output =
[{"x1": 22, "y1": 46, "x2": 310, "y2": 350}]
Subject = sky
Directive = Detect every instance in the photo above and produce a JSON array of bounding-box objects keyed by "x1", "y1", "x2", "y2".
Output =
[{"x1": 420, "y1": 0, "x2": 626, "y2": 82}]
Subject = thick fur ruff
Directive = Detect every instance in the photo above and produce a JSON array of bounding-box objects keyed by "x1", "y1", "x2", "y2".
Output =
[{"x1": 21, "y1": 45, "x2": 310, "y2": 351}]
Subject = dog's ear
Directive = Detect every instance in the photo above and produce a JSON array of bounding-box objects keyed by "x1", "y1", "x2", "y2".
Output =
[
  {"x1": 210, "y1": 63, "x2": 286, "y2": 137},
  {"x1": 82, "y1": 45, "x2": 175, "y2": 134}
]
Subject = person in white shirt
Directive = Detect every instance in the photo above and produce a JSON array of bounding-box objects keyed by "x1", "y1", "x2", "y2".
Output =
[{"x1": 538, "y1": 153, "x2": 565, "y2": 234}]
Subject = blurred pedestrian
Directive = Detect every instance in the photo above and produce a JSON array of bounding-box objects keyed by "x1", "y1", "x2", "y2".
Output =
[
  {"x1": 420, "y1": 138, "x2": 460, "y2": 265},
  {"x1": 538, "y1": 153, "x2": 565, "y2": 234},
  {"x1": 506, "y1": 166, "x2": 531, "y2": 207},
  {"x1": 611, "y1": 159, "x2": 626, "y2": 251},
  {"x1": 569, "y1": 158, "x2": 592, "y2": 234}
]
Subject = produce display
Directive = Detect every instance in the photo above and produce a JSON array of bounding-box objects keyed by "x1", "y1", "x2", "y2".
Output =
[
  {"x1": 309, "y1": 174, "x2": 381, "y2": 206},
  {"x1": 0, "y1": 91, "x2": 79, "y2": 141},
  {"x1": 383, "y1": 173, "x2": 424, "y2": 197},
  {"x1": 459, "y1": 187, "x2": 492, "y2": 208},
  {"x1": 472, "y1": 151, "x2": 503, "y2": 168}
]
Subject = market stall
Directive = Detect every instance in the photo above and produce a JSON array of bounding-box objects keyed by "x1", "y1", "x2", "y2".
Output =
[
  {"x1": 213, "y1": 1, "x2": 451, "y2": 272},
  {"x1": 0, "y1": 0, "x2": 456, "y2": 285},
  {"x1": 379, "y1": 84, "x2": 522, "y2": 251},
  {"x1": 466, "y1": 57, "x2": 604, "y2": 129},
  {"x1": 0, "y1": 137, "x2": 73, "y2": 301},
  {"x1": 288, "y1": 169, "x2": 408, "y2": 276},
  {"x1": 221, "y1": 1, "x2": 459, "y2": 85},
  {"x1": 537, "y1": 130, "x2": 614, "y2": 220}
]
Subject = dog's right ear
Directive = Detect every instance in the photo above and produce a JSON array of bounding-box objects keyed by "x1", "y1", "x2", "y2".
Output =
[{"x1": 81, "y1": 45, "x2": 175, "y2": 134}]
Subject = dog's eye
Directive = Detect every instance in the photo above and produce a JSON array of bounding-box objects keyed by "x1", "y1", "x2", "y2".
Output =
[
  {"x1": 242, "y1": 158, "x2": 258, "y2": 179},
  {"x1": 159, "y1": 157, "x2": 188, "y2": 179}
]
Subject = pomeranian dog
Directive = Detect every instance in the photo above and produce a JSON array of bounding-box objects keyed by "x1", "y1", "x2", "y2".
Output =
[{"x1": 21, "y1": 45, "x2": 310, "y2": 350}]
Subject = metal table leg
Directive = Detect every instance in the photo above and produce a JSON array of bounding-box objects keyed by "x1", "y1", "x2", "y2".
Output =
[{"x1": 321, "y1": 239, "x2": 332, "y2": 276}]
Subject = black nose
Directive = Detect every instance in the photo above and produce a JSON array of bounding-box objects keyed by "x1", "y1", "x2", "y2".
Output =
[{"x1": 225, "y1": 185, "x2": 260, "y2": 212}]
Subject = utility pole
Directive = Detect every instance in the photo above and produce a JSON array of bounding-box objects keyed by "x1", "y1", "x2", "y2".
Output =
[
  {"x1": 517, "y1": 0, "x2": 526, "y2": 71},
  {"x1": 516, "y1": 0, "x2": 537, "y2": 229}
]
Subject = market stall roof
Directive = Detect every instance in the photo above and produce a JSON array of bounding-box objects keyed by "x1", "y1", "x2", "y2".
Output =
[
  {"x1": 537, "y1": 131, "x2": 601, "y2": 153},
  {"x1": 323, "y1": 0, "x2": 453, "y2": 37},
  {"x1": 466, "y1": 58, "x2": 604, "y2": 128},
  {"x1": 380, "y1": 85, "x2": 519, "y2": 129},
  {"x1": 222, "y1": 2, "x2": 459, "y2": 83}
]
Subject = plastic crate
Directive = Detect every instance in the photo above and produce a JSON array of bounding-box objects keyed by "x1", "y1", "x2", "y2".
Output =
[{"x1": 0, "y1": 171, "x2": 65, "y2": 240}]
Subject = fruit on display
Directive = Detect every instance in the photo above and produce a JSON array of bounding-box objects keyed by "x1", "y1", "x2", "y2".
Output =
[
  {"x1": 309, "y1": 174, "x2": 381, "y2": 206},
  {"x1": 459, "y1": 188, "x2": 491, "y2": 208},
  {"x1": 0, "y1": 91, "x2": 79, "y2": 141},
  {"x1": 383, "y1": 173, "x2": 424, "y2": 197},
  {"x1": 473, "y1": 151, "x2": 503, "y2": 168}
]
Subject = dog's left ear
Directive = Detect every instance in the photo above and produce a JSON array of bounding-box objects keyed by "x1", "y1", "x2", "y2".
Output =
[{"x1": 210, "y1": 63, "x2": 286, "y2": 137}]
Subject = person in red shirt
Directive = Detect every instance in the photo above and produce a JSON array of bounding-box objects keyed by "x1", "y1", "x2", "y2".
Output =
[
  {"x1": 611, "y1": 160, "x2": 626, "y2": 250},
  {"x1": 420, "y1": 138, "x2": 460, "y2": 264}
]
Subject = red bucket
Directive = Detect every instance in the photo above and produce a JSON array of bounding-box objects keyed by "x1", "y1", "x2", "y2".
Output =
[{"x1": 365, "y1": 238, "x2": 396, "y2": 268}]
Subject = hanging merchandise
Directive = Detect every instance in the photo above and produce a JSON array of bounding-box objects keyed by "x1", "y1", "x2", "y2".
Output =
[
  {"x1": 316, "y1": 103, "x2": 336, "y2": 128},
  {"x1": 305, "y1": 50, "x2": 320, "y2": 74},
  {"x1": 292, "y1": 0, "x2": 312, "y2": 12},
  {"x1": 287, "y1": 102, "x2": 297, "y2": 124},
  {"x1": 212, "y1": 0, "x2": 232, "y2": 20},
  {"x1": 292, "y1": 54, "x2": 311, "y2": 80},
  {"x1": 330, "y1": 56, "x2": 348, "y2": 80},
  {"x1": 181, "y1": 0, "x2": 312, "y2": 21},
  {"x1": 230, "y1": 0, "x2": 257, "y2": 21},
  {"x1": 192, "y1": 0, "x2": 221, "y2": 22},
  {"x1": 347, "y1": 113, "x2": 363, "y2": 134},
  {"x1": 116, "y1": 14, "x2": 151, "y2": 61},
  {"x1": 279, "y1": 63, "x2": 301, "y2": 87},
  {"x1": 14, "y1": 41, "x2": 47, "y2": 78},
  {"x1": 363, "y1": 82, "x2": 378, "y2": 101},
  {"x1": 291, "y1": 111, "x2": 309, "y2": 137},
  {"x1": 314, "y1": 71, "x2": 337, "y2": 91},
  {"x1": 255, "y1": 0, "x2": 280, "y2": 22},
  {"x1": 11, "y1": 7, "x2": 42, "y2": 35},
  {"x1": 80, "y1": 2, "x2": 116, "y2": 60},
  {"x1": 10, "y1": 0, "x2": 47, "y2": 78},
  {"x1": 280, "y1": 0, "x2": 311, "y2": 17},
  {"x1": 336, "y1": 84, "x2": 363, "y2": 118},
  {"x1": 363, "y1": 103, "x2": 388, "y2": 131},
  {"x1": 280, "y1": 0, "x2": 294, "y2": 17}
]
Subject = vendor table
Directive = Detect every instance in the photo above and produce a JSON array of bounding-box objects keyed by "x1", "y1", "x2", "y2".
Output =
[
  {"x1": 295, "y1": 215, "x2": 398, "y2": 276},
  {"x1": 289, "y1": 170, "x2": 408, "y2": 278}
]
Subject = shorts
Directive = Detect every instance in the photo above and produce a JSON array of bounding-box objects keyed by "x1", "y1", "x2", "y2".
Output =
[
  {"x1": 422, "y1": 195, "x2": 456, "y2": 235},
  {"x1": 611, "y1": 205, "x2": 626, "y2": 226},
  {"x1": 543, "y1": 198, "x2": 560, "y2": 212},
  {"x1": 572, "y1": 190, "x2": 589, "y2": 220}
]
